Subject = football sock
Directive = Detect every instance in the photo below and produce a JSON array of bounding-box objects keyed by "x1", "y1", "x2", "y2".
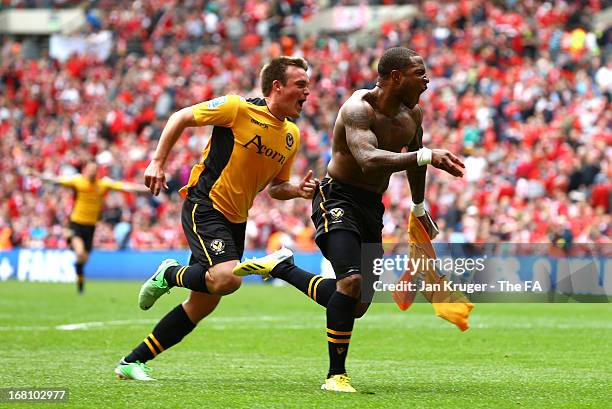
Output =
[
  {"x1": 76, "y1": 263, "x2": 84, "y2": 293},
  {"x1": 124, "y1": 304, "x2": 196, "y2": 364},
  {"x1": 326, "y1": 291, "x2": 357, "y2": 377},
  {"x1": 271, "y1": 261, "x2": 336, "y2": 307},
  {"x1": 164, "y1": 264, "x2": 210, "y2": 293}
]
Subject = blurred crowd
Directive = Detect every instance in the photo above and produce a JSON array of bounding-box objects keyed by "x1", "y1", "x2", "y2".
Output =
[{"x1": 1, "y1": 0, "x2": 610, "y2": 255}]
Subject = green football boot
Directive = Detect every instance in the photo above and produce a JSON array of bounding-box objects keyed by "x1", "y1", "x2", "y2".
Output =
[
  {"x1": 138, "y1": 259, "x2": 180, "y2": 310},
  {"x1": 114, "y1": 360, "x2": 155, "y2": 381}
]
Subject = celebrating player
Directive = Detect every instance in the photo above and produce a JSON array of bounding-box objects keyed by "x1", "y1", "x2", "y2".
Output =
[
  {"x1": 114, "y1": 57, "x2": 315, "y2": 381},
  {"x1": 233, "y1": 47, "x2": 465, "y2": 392},
  {"x1": 29, "y1": 162, "x2": 149, "y2": 293}
]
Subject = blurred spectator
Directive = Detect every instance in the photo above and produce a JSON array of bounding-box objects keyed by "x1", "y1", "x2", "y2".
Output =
[
  {"x1": 113, "y1": 212, "x2": 133, "y2": 250},
  {"x1": 0, "y1": 0, "x2": 610, "y2": 255}
]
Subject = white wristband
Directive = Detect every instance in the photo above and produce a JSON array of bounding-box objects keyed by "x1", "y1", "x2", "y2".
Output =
[
  {"x1": 416, "y1": 147, "x2": 432, "y2": 166},
  {"x1": 412, "y1": 201, "x2": 426, "y2": 217}
]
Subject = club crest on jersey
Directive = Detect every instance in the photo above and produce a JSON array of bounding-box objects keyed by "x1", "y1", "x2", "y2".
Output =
[
  {"x1": 285, "y1": 133, "x2": 294, "y2": 149},
  {"x1": 330, "y1": 208, "x2": 344, "y2": 220},
  {"x1": 210, "y1": 239, "x2": 225, "y2": 254}
]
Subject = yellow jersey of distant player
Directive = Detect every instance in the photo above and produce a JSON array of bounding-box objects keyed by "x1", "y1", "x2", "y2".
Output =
[
  {"x1": 180, "y1": 95, "x2": 301, "y2": 223},
  {"x1": 59, "y1": 175, "x2": 125, "y2": 226}
]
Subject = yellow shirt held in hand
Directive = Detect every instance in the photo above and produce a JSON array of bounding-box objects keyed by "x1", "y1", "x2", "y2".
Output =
[{"x1": 392, "y1": 212, "x2": 474, "y2": 331}]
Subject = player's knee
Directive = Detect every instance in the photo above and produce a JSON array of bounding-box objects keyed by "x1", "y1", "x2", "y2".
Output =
[
  {"x1": 207, "y1": 261, "x2": 242, "y2": 295},
  {"x1": 76, "y1": 252, "x2": 89, "y2": 264},
  {"x1": 213, "y1": 272, "x2": 242, "y2": 295},
  {"x1": 337, "y1": 274, "x2": 362, "y2": 298}
]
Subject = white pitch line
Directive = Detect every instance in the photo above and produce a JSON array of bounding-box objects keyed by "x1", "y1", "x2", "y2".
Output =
[
  {"x1": 0, "y1": 316, "x2": 317, "y2": 332},
  {"x1": 0, "y1": 314, "x2": 611, "y2": 332},
  {"x1": 54, "y1": 316, "x2": 289, "y2": 331},
  {"x1": 55, "y1": 319, "x2": 159, "y2": 331},
  {"x1": 0, "y1": 325, "x2": 54, "y2": 331}
]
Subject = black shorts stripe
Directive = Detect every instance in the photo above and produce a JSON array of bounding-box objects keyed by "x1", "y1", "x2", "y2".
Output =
[
  {"x1": 191, "y1": 203, "x2": 213, "y2": 266},
  {"x1": 181, "y1": 200, "x2": 246, "y2": 268},
  {"x1": 311, "y1": 178, "x2": 384, "y2": 244}
]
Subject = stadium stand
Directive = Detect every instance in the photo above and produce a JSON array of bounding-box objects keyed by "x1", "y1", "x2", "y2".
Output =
[{"x1": 0, "y1": 0, "x2": 610, "y2": 254}]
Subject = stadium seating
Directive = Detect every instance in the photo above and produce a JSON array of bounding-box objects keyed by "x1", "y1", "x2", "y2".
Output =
[{"x1": 0, "y1": 0, "x2": 609, "y2": 253}]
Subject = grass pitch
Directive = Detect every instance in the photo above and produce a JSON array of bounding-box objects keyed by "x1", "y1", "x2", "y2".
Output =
[{"x1": 0, "y1": 280, "x2": 610, "y2": 408}]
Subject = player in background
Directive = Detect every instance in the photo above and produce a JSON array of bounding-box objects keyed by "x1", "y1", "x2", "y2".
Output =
[
  {"x1": 29, "y1": 162, "x2": 149, "y2": 293},
  {"x1": 234, "y1": 47, "x2": 464, "y2": 392},
  {"x1": 114, "y1": 57, "x2": 316, "y2": 381}
]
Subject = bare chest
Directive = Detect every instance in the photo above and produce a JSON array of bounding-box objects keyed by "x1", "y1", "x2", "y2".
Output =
[{"x1": 370, "y1": 113, "x2": 417, "y2": 152}]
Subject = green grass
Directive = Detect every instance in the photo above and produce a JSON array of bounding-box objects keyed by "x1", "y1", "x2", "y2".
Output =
[{"x1": 0, "y1": 281, "x2": 610, "y2": 408}]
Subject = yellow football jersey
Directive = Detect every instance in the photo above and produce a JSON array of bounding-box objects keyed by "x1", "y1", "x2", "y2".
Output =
[
  {"x1": 59, "y1": 175, "x2": 125, "y2": 225},
  {"x1": 180, "y1": 95, "x2": 301, "y2": 223}
]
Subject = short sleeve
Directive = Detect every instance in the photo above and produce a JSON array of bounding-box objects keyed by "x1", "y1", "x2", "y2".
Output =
[{"x1": 191, "y1": 95, "x2": 242, "y2": 127}]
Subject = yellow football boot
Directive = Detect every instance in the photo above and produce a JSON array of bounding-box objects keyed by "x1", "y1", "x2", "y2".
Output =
[
  {"x1": 232, "y1": 247, "x2": 294, "y2": 280},
  {"x1": 321, "y1": 374, "x2": 356, "y2": 393}
]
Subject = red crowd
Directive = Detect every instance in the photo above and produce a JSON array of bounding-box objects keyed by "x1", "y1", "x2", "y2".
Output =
[{"x1": 1, "y1": 0, "x2": 610, "y2": 254}]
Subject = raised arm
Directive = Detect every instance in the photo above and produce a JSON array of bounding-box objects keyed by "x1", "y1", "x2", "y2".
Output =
[
  {"x1": 24, "y1": 168, "x2": 69, "y2": 186},
  {"x1": 150, "y1": 107, "x2": 198, "y2": 168},
  {"x1": 269, "y1": 170, "x2": 318, "y2": 200},
  {"x1": 145, "y1": 95, "x2": 240, "y2": 196},
  {"x1": 343, "y1": 101, "x2": 419, "y2": 174},
  {"x1": 268, "y1": 123, "x2": 318, "y2": 201},
  {"x1": 38, "y1": 173, "x2": 64, "y2": 185},
  {"x1": 344, "y1": 100, "x2": 465, "y2": 178},
  {"x1": 144, "y1": 107, "x2": 198, "y2": 196},
  {"x1": 108, "y1": 181, "x2": 150, "y2": 194}
]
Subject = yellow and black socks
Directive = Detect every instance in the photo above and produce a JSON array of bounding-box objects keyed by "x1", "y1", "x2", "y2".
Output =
[
  {"x1": 76, "y1": 263, "x2": 84, "y2": 293},
  {"x1": 124, "y1": 304, "x2": 196, "y2": 364},
  {"x1": 164, "y1": 264, "x2": 209, "y2": 293},
  {"x1": 272, "y1": 260, "x2": 335, "y2": 307},
  {"x1": 326, "y1": 291, "x2": 357, "y2": 377}
]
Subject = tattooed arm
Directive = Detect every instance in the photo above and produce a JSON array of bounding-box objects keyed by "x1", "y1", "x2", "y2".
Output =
[
  {"x1": 343, "y1": 98, "x2": 465, "y2": 177},
  {"x1": 342, "y1": 99, "x2": 419, "y2": 174}
]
